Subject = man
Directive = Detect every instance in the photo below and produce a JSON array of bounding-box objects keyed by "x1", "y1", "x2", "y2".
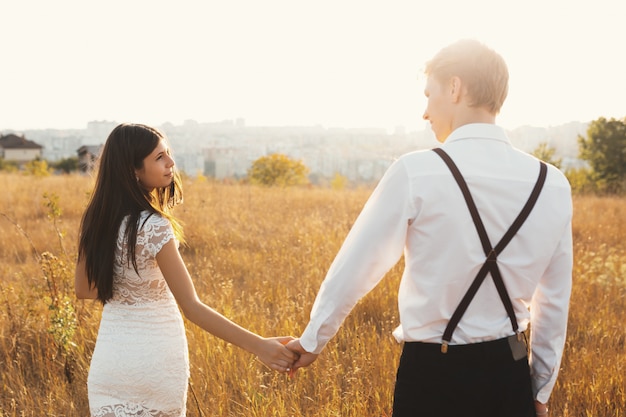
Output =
[{"x1": 287, "y1": 39, "x2": 572, "y2": 417}]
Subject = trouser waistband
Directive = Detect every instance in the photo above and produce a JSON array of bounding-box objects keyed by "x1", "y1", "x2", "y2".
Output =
[{"x1": 403, "y1": 336, "x2": 521, "y2": 363}]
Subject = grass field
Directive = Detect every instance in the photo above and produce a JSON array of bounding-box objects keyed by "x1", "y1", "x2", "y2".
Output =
[{"x1": 0, "y1": 173, "x2": 624, "y2": 416}]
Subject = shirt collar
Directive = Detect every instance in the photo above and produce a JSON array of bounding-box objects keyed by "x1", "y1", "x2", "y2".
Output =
[{"x1": 445, "y1": 123, "x2": 510, "y2": 145}]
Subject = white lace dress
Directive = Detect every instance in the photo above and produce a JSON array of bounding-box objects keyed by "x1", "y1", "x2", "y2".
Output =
[{"x1": 88, "y1": 212, "x2": 189, "y2": 417}]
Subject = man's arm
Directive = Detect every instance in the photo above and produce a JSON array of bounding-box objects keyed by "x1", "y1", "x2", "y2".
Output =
[
  {"x1": 298, "y1": 158, "x2": 415, "y2": 355},
  {"x1": 529, "y1": 219, "x2": 573, "y2": 404}
]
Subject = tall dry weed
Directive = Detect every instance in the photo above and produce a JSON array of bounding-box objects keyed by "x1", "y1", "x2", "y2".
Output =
[{"x1": 0, "y1": 174, "x2": 624, "y2": 416}]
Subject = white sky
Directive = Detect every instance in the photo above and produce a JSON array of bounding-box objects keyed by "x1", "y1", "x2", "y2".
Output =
[{"x1": 1, "y1": 0, "x2": 624, "y2": 131}]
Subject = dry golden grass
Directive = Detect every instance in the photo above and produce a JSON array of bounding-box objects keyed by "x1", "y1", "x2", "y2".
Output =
[{"x1": 0, "y1": 173, "x2": 624, "y2": 416}]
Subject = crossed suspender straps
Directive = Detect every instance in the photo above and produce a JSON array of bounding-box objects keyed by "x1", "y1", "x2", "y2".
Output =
[{"x1": 432, "y1": 148, "x2": 548, "y2": 353}]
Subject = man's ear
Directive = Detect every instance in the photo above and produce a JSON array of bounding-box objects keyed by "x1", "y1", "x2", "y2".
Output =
[{"x1": 450, "y1": 76, "x2": 463, "y2": 103}]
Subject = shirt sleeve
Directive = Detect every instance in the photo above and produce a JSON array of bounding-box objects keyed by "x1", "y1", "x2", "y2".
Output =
[
  {"x1": 529, "y1": 211, "x2": 573, "y2": 403},
  {"x1": 299, "y1": 158, "x2": 415, "y2": 354},
  {"x1": 143, "y1": 214, "x2": 176, "y2": 258}
]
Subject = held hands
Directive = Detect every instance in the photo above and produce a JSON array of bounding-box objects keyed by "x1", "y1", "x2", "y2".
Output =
[
  {"x1": 285, "y1": 339, "x2": 319, "y2": 375},
  {"x1": 255, "y1": 336, "x2": 299, "y2": 373},
  {"x1": 254, "y1": 337, "x2": 318, "y2": 377}
]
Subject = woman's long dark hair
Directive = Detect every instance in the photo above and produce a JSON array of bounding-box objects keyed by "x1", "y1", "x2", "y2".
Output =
[{"x1": 77, "y1": 123, "x2": 184, "y2": 304}]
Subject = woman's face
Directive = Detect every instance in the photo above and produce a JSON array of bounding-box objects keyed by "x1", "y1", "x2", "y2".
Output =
[{"x1": 135, "y1": 139, "x2": 175, "y2": 191}]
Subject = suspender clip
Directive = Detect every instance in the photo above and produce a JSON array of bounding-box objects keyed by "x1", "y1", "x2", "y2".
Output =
[{"x1": 441, "y1": 341, "x2": 449, "y2": 354}]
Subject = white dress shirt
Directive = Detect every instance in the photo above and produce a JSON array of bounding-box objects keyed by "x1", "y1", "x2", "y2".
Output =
[{"x1": 299, "y1": 123, "x2": 573, "y2": 403}]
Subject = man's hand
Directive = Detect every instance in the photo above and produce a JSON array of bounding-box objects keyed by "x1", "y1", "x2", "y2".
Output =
[
  {"x1": 534, "y1": 400, "x2": 549, "y2": 416},
  {"x1": 285, "y1": 339, "x2": 319, "y2": 375}
]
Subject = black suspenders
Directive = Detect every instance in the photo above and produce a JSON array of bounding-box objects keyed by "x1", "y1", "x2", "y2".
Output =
[{"x1": 432, "y1": 148, "x2": 548, "y2": 353}]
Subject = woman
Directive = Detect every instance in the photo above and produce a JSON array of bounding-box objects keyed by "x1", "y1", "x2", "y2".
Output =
[{"x1": 75, "y1": 123, "x2": 296, "y2": 417}]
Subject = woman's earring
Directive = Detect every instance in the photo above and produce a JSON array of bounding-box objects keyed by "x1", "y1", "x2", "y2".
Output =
[{"x1": 136, "y1": 176, "x2": 140, "y2": 182}]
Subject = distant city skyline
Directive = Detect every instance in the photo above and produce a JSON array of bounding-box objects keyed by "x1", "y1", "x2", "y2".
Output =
[
  {"x1": 3, "y1": 118, "x2": 587, "y2": 183},
  {"x1": 2, "y1": 1, "x2": 625, "y2": 132}
]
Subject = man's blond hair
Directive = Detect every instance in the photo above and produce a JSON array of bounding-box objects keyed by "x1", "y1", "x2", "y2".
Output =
[{"x1": 425, "y1": 39, "x2": 509, "y2": 114}]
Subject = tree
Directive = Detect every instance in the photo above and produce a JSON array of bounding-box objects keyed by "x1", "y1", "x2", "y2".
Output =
[
  {"x1": 330, "y1": 172, "x2": 348, "y2": 190},
  {"x1": 578, "y1": 117, "x2": 626, "y2": 193},
  {"x1": 565, "y1": 167, "x2": 594, "y2": 194},
  {"x1": 52, "y1": 156, "x2": 79, "y2": 173},
  {"x1": 0, "y1": 158, "x2": 18, "y2": 172},
  {"x1": 531, "y1": 142, "x2": 562, "y2": 170},
  {"x1": 24, "y1": 158, "x2": 52, "y2": 177},
  {"x1": 248, "y1": 153, "x2": 309, "y2": 187}
]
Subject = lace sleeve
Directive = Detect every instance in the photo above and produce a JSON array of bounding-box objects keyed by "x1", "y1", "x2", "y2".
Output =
[{"x1": 141, "y1": 214, "x2": 176, "y2": 258}]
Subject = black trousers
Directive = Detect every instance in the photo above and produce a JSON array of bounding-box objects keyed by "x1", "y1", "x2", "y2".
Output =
[{"x1": 392, "y1": 337, "x2": 536, "y2": 417}]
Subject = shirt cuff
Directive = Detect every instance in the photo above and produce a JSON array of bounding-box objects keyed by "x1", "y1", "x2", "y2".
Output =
[{"x1": 299, "y1": 326, "x2": 325, "y2": 354}]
